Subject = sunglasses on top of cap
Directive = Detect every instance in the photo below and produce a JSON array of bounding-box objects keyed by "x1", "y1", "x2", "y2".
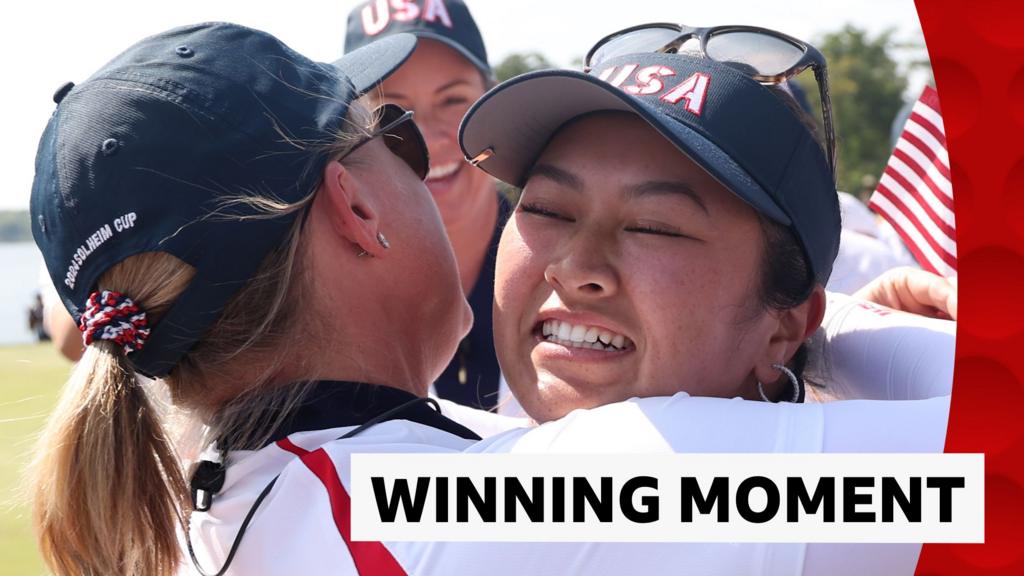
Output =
[
  {"x1": 342, "y1": 103, "x2": 430, "y2": 180},
  {"x1": 584, "y1": 23, "x2": 836, "y2": 183}
]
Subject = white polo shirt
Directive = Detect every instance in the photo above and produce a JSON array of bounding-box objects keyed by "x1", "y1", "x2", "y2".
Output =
[
  {"x1": 806, "y1": 292, "x2": 955, "y2": 401},
  {"x1": 181, "y1": 380, "x2": 949, "y2": 576}
]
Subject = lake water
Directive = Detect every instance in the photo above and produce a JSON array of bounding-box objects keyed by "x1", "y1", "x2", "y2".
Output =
[{"x1": 0, "y1": 242, "x2": 45, "y2": 345}]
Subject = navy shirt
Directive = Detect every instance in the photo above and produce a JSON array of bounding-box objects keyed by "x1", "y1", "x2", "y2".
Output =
[{"x1": 433, "y1": 192, "x2": 512, "y2": 410}]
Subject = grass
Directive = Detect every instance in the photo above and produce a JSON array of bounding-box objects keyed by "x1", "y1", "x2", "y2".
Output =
[{"x1": 0, "y1": 343, "x2": 73, "y2": 576}]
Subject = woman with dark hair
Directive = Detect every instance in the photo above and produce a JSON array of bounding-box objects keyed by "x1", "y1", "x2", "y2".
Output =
[
  {"x1": 462, "y1": 24, "x2": 842, "y2": 415},
  {"x1": 439, "y1": 23, "x2": 952, "y2": 575}
]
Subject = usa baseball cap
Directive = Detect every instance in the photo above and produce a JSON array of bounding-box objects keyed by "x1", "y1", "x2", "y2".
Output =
[
  {"x1": 345, "y1": 0, "x2": 490, "y2": 77},
  {"x1": 31, "y1": 22, "x2": 417, "y2": 378},
  {"x1": 459, "y1": 52, "x2": 841, "y2": 284}
]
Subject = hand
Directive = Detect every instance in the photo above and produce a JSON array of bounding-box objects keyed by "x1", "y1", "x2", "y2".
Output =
[{"x1": 853, "y1": 267, "x2": 957, "y2": 320}]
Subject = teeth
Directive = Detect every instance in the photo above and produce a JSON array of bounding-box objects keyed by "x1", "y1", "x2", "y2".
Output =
[
  {"x1": 557, "y1": 322, "x2": 572, "y2": 341},
  {"x1": 426, "y1": 162, "x2": 460, "y2": 180},
  {"x1": 540, "y1": 320, "x2": 632, "y2": 351}
]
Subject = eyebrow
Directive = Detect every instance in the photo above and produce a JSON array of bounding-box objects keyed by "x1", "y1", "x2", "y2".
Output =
[
  {"x1": 435, "y1": 78, "x2": 473, "y2": 93},
  {"x1": 626, "y1": 180, "x2": 709, "y2": 215},
  {"x1": 527, "y1": 163, "x2": 583, "y2": 191},
  {"x1": 382, "y1": 79, "x2": 475, "y2": 101},
  {"x1": 528, "y1": 163, "x2": 710, "y2": 215}
]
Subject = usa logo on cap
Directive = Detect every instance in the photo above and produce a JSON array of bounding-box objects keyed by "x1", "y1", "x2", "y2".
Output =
[
  {"x1": 344, "y1": 0, "x2": 491, "y2": 78},
  {"x1": 597, "y1": 64, "x2": 712, "y2": 116},
  {"x1": 361, "y1": 0, "x2": 454, "y2": 35}
]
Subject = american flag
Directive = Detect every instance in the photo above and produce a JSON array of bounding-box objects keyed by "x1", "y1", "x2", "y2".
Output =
[{"x1": 868, "y1": 85, "x2": 956, "y2": 277}]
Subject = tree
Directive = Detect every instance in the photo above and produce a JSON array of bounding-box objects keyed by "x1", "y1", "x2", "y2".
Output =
[
  {"x1": 795, "y1": 25, "x2": 908, "y2": 198},
  {"x1": 494, "y1": 52, "x2": 553, "y2": 83}
]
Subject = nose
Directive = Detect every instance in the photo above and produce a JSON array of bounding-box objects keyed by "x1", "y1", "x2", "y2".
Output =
[
  {"x1": 543, "y1": 234, "x2": 619, "y2": 301},
  {"x1": 414, "y1": 109, "x2": 454, "y2": 153}
]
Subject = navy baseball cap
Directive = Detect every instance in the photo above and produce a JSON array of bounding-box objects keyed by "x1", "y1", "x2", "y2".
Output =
[
  {"x1": 345, "y1": 0, "x2": 490, "y2": 77},
  {"x1": 459, "y1": 52, "x2": 841, "y2": 284},
  {"x1": 30, "y1": 22, "x2": 417, "y2": 378}
]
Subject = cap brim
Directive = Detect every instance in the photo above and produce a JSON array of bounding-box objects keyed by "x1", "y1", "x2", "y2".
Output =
[
  {"x1": 331, "y1": 33, "x2": 418, "y2": 94},
  {"x1": 459, "y1": 69, "x2": 790, "y2": 224}
]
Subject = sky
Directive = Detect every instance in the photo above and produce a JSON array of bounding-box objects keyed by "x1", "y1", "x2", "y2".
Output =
[{"x1": 0, "y1": 0, "x2": 926, "y2": 210}]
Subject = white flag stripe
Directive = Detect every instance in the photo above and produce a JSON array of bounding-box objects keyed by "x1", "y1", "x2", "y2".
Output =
[
  {"x1": 871, "y1": 193, "x2": 956, "y2": 276},
  {"x1": 887, "y1": 156, "x2": 956, "y2": 224},
  {"x1": 871, "y1": 198, "x2": 955, "y2": 277},
  {"x1": 903, "y1": 121, "x2": 950, "y2": 170},
  {"x1": 873, "y1": 182, "x2": 957, "y2": 264},
  {"x1": 877, "y1": 174, "x2": 957, "y2": 254},
  {"x1": 894, "y1": 138, "x2": 953, "y2": 200},
  {"x1": 911, "y1": 100, "x2": 945, "y2": 137}
]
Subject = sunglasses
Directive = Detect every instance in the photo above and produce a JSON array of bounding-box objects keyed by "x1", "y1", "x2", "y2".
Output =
[
  {"x1": 585, "y1": 23, "x2": 836, "y2": 182},
  {"x1": 342, "y1": 103, "x2": 430, "y2": 180}
]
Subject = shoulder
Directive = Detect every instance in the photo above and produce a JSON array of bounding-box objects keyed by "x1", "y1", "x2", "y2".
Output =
[
  {"x1": 435, "y1": 398, "x2": 528, "y2": 438},
  {"x1": 185, "y1": 421, "x2": 473, "y2": 575},
  {"x1": 277, "y1": 419, "x2": 474, "y2": 482},
  {"x1": 467, "y1": 394, "x2": 827, "y2": 453},
  {"x1": 469, "y1": 394, "x2": 949, "y2": 454}
]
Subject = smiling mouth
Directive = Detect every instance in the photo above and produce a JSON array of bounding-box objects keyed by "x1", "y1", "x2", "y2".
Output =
[
  {"x1": 536, "y1": 319, "x2": 635, "y2": 352},
  {"x1": 426, "y1": 161, "x2": 462, "y2": 182}
]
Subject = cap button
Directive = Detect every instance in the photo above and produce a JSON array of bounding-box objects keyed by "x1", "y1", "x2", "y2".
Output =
[
  {"x1": 175, "y1": 45, "x2": 194, "y2": 58},
  {"x1": 101, "y1": 138, "x2": 121, "y2": 157},
  {"x1": 52, "y1": 81, "x2": 75, "y2": 104}
]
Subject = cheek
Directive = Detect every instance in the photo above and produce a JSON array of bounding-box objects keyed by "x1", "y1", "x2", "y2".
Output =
[
  {"x1": 493, "y1": 221, "x2": 541, "y2": 324},
  {"x1": 622, "y1": 245, "x2": 761, "y2": 393},
  {"x1": 630, "y1": 260, "x2": 716, "y2": 362},
  {"x1": 394, "y1": 183, "x2": 455, "y2": 266}
]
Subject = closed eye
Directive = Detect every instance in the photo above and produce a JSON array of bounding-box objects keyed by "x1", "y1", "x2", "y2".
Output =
[
  {"x1": 626, "y1": 225, "x2": 683, "y2": 237},
  {"x1": 519, "y1": 202, "x2": 574, "y2": 222},
  {"x1": 625, "y1": 224, "x2": 700, "y2": 241},
  {"x1": 442, "y1": 95, "x2": 470, "y2": 107}
]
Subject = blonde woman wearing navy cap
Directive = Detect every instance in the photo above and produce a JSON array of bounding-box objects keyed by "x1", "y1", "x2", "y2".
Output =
[
  {"x1": 28, "y1": 23, "x2": 484, "y2": 576},
  {"x1": 345, "y1": 0, "x2": 515, "y2": 413}
]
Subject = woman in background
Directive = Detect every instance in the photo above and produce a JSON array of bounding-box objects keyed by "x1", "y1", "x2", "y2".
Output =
[{"x1": 345, "y1": 0, "x2": 514, "y2": 411}]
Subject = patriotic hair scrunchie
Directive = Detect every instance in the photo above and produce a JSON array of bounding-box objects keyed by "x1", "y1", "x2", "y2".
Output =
[{"x1": 78, "y1": 290, "x2": 151, "y2": 354}]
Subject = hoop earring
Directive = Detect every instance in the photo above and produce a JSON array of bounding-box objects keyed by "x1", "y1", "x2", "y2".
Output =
[{"x1": 757, "y1": 363, "x2": 802, "y2": 403}]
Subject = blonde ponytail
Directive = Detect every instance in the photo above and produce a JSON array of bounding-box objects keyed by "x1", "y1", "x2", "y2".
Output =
[
  {"x1": 30, "y1": 98, "x2": 379, "y2": 575},
  {"x1": 31, "y1": 253, "x2": 194, "y2": 576}
]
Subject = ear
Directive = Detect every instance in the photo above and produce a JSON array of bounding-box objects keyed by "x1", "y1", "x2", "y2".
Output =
[
  {"x1": 315, "y1": 161, "x2": 387, "y2": 258},
  {"x1": 752, "y1": 284, "x2": 826, "y2": 385}
]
